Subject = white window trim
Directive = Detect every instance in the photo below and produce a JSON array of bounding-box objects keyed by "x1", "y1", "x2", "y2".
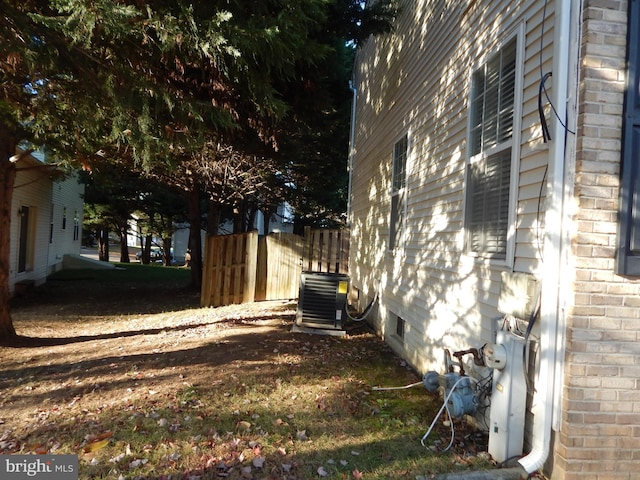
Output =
[
  {"x1": 389, "y1": 131, "x2": 411, "y2": 253},
  {"x1": 463, "y1": 24, "x2": 524, "y2": 268}
]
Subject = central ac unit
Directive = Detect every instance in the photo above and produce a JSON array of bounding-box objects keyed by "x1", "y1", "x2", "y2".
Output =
[{"x1": 294, "y1": 272, "x2": 349, "y2": 333}]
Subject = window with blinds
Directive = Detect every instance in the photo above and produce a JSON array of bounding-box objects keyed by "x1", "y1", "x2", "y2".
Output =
[
  {"x1": 390, "y1": 134, "x2": 408, "y2": 250},
  {"x1": 465, "y1": 37, "x2": 517, "y2": 259}
]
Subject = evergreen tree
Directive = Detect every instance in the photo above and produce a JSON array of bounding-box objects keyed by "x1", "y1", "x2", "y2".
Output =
[{"x1": 0, "y1": 0, "x2": 396, "y2": 339}]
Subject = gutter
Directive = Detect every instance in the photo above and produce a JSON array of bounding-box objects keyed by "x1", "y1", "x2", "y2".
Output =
[{"x1": 518, "y1": 0, "x2": 578, "y2": 474}]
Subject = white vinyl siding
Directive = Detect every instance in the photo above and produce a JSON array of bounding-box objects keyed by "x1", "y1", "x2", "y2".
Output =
[
  {"x1": 10, "y1": 151, "x2": 85, "y2": 293},
  {"x1": 48, "y1": 172, "x2": 85, "y2": 272},
  {"x1": 10, "y1": 160, "x2": 52, "y2": 291},
  {"x1": 349, "y1": 0, "x2": 549, "y2": 374}
]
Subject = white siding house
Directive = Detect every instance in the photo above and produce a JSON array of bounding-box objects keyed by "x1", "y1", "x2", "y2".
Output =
[
  {"x1": 350, "y1": 0, "x2": 639, "y2": 478},
  {"x1": 9, "y1": 149, "x2": 84, "y2": 293},
  {"x1": 127, "y1": 204, "x2": 294, "y2": 265}
]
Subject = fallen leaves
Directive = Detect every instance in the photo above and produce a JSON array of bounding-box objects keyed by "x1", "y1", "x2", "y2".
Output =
[
  {"x1": 2, "y1": 292, "x2": 493, "y2": 479},
  {"x1": 236, "y1": 420, "x2": 252, "y2": 432},
  {"x1": 82, "y1": 431, "x2": 113, "y2": 453},
  {"x1": 83, "y1": 438, "x2": 109, "y2": 453}
]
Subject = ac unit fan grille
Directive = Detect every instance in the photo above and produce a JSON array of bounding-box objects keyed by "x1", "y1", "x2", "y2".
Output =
[{"x1": 296, "y1": 273, "x2": 348, "y2": 330}]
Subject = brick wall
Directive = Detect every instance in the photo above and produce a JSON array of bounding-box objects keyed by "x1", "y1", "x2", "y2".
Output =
[{"x1": 558, "y1": 1, "x2": 640, "y2": 478}]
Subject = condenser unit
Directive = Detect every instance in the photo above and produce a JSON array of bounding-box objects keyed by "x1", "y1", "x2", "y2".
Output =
[{"x1": 294, "y1": 272, "x2": 349, "y2": 333}]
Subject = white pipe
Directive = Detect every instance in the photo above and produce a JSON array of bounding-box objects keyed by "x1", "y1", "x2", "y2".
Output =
[
  {"x1": 518, "y1": 0, "x2": 575, "y2": 474},
  {"x1": 346, "y1": 79, "x2": 357, "y2": 227},
  {"x1": 552, "y1": 0, "x2": 581, "y2": 435}
]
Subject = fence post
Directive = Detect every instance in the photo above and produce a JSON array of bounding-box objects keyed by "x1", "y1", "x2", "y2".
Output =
[{"x1": 243, "y1": 231, "x2": 258, "y2": 303}]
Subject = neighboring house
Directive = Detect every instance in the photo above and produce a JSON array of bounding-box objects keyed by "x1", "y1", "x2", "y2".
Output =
[
  {"x1": 215, "y1": 203, "x2": 296, "y2": 236},
  {"x1": 175, "y1": 204, "x2": 294, "y2": 262},
  {"x1": 9, "y1": 149, "x2": 85, "y2": 293},
  {"x1": 349, "y1": 1, "x2": 637, "y2": 479},
  {"x1": 128, "y1": 203, "x2": 294, "y2": 265}
]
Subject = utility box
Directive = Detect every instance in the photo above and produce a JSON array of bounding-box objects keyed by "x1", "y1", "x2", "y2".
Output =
[
  {"x1": 295, "y1": 272, "x2": 349, "y2": 332},
  {"x1": 487, "y1": 330, "x2": 527, "y2": 463},
  {"x1": 497, "y1": 271, "x2": 540, "y2": 320}
]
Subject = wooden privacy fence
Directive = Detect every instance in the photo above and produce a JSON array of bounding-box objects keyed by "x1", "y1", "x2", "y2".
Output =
[
  {"x1": 303, "y1": 226, "x2": 350, "y2": 274},
  {"x1": 255, "y1": 232, "x2": 304, "y2": 302},
  {"x1": 201, "y1": 228, "x2": 349, "y2": 307},
  {"x1": 200, "y1": 231, "x2": 258, "y2": 308}
]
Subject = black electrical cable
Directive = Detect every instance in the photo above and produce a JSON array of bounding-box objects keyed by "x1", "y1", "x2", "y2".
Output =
[
  {"x1": 475, "y1": 371, "x2": 493, "y2": 431},
  {"x1": 538, "y1": 0, "x2": 576, "y2": 140},
  {"x1": 346, "y1": 292, "x2": 378, "y2": 322},
  {"x1": 536, "y1": 165, "x2": 548, "y2": 263},
  {"x1": 538, "y1": 72, "x2": 553, "y2": 142},
  {"x1": 522, "y1": 293, "x2": 542, "y2": 394},
  {"x1": 541, "y1": 73, "x2": 576, "y2": 135}
]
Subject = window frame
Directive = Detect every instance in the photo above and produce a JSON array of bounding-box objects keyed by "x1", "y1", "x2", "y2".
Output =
[
  {"x1": 389, "y1": 133, "x2": 410, "y2": 252},
  {"x1": 463, "y1": 27, "x2": 523, "y2": 265},
  {"x1": 395, "y1": 315, "x2": 405, "y2": 340},
  {"x1": 616, "y1": 0, "x2": 640, "y2": 275},
  {"x1": 73, "y1": 211, "x2": 80, "y2": 241}
]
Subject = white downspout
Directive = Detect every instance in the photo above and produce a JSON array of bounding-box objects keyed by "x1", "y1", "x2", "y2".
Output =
[
  {"x1": 347, "y1": 79, "x2": 357, "y2": 227},
  {"x1": 518, "y1": 0, "x2": 576, "y2": 474}
]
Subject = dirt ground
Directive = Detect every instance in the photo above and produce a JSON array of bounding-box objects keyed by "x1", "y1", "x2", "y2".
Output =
[
  {"x1": 2, "y1": 277, "x2": 306, "y2": 442},
  {"x1": 0, "y1": 268, "x2": 491, "y2": 479}
]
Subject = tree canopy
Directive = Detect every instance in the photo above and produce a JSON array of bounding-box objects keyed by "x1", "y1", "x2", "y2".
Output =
[{"x1": 0, "y1": 0, "x2": 397, "y2": 339}]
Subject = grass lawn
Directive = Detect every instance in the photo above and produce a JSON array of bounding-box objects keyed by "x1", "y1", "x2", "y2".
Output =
[{"x1": 1, "y1": 263, "x2": 492, "y2": 479}]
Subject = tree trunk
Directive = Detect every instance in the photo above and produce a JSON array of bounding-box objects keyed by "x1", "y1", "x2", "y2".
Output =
[
  {"x1": 162, "y1": 237, "x2": 172, "y2": 266},
  {"x1": 0, "y1": 133, "x2": 18, "y2": 340},
  {"x1": 207, "y1": 200, "x2": 221, "y2": 235},
  {"x1": 232, "y1": 202, "x2": 243, "y2": 233},
  {"x1": 262, "y1": 207, "x2": 271, "y2": 236},
  {"x1": 97, "y1": 227, "x2": 110, "y2": 261},
  {"x1": 234, "y1": 200, "x2": 254, "y2": 233},
  {"x1": 247, "y1": 205, "x2": 257, "y2": 234},
  {"x1": 187, "y1": 185, "x2": 203, "y2": 290},
  {"x1": 119, "y1": 227, "x2": 130, "y2": 263},
  {"x1": 141, "y1": 234, "x2": 152, "y2": 264},
  {"x1": 292, "y1": 216, "x2": 307, "y2": 236}
]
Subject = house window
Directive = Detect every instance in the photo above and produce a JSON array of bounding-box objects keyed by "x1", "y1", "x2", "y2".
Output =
[
  {"x1": 390, "y1": 134, "x2": 408, "y2": 250},
  {"x1": 616, "y1": 0, "x2": 640, "y2": 275},
  {"x1": 465, "y1": 37, "x2": 518, "y2": 260},
  {"x1": 62, "y1": 207, "x2": 67, "y2": 230},
  {"x1": 73, "y1": 211, "x2": 80, "y2": 241}
]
